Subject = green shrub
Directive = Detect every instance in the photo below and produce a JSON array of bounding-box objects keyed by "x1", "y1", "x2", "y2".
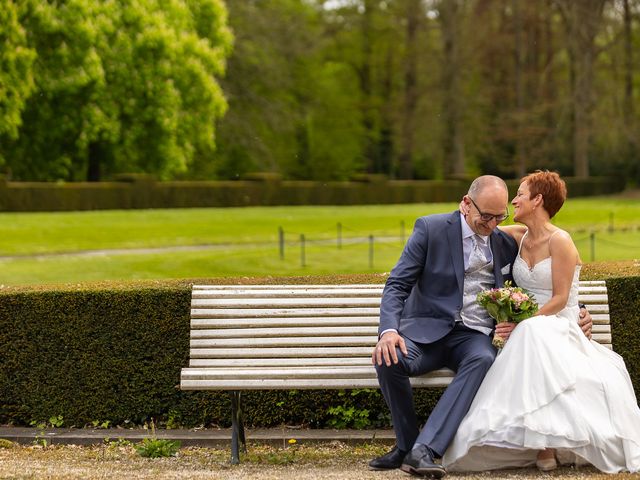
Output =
[
  {"x1": 0, "y1": 274, "x2": 637, "y2": 429},
  {"x1": 0, "y1": 177, "x2": 624, "y2": 211},
  {"x1": 135, "y1": 438, "x2": 181, "y2": 458}
]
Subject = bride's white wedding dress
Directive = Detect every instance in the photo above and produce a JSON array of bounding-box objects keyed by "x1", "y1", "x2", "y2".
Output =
[{"x1": 443, "y1": 241, "x2": 640, "y2": 473}]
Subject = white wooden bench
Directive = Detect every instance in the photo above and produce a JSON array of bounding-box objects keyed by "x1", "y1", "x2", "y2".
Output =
[{"x1": 180, "y1": 281, "x2": 611, "y2": 463}]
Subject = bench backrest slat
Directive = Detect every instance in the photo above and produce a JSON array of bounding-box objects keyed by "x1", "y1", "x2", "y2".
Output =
[
  {"x1": 191, "y1": 317, "x2": 379, "y2": 329},
  {"x1": 191, "y1": 307, "x2": 382, "y2": 318},
  {"x1": 192, "y1": 284, "x2": 383, "y2": 290}
]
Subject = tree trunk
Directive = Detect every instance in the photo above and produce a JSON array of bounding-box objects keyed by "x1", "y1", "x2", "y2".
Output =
[
  {"x1": 87, "y1": 142, "x2": 103, "y2": 182},
  {"x1": 440, "y1": 0, "x2": 465, "y2": 179},
  {"x1": 557, "y1": 0, "x2": 606, "y2": 178},
  {"x1": 379, "y1": 46, "x2": 394, "y2": 177},
  {"x1": 398, "y1": 0, "x2": 421, "y2": 179},
  {"x1": 360, "y1": 0, "x2": 378, "y2": 173},
  {"x1": 513, "y1": 0, "x2": 526, "y2": 179},
  {"x1": 623, "y1": 0, "x2": 634, "y2": 142}
]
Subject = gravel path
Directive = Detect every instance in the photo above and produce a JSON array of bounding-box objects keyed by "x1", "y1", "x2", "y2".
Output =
[{"x1": 1, "y1": 443, "x2": 638, "y2": 480}]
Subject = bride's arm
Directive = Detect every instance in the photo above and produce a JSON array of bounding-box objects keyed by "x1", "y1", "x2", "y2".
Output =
[
  {"x1": 497, "y1": 224, "x2": 526, "y2": 242},
  {"x1": 537, "y1": 230, "x2": 580, "y2": 316}
]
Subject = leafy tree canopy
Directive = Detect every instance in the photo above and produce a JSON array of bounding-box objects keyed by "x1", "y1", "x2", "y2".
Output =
[
  {"x1": 0, "y1": 1, "x2": 35, "y2": 141},
  {"x1": 3, "y1": 0, "x2": 232, "y2": 181}
]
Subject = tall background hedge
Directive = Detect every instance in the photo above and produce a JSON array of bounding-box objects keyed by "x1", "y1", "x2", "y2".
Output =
[
  {"x1": 0, "y1": 176, "x2": 625, "y2": 211},
  {"x1": 0, "y1": 274, "x2": 637, "y2": 429}
]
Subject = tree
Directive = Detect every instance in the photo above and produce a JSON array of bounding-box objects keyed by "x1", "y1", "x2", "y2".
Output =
[
  {"x1": 557, "y1": 0, "x2": 607, "y2": 178},
  {"x1": 439, "y1": 0, "x2": 467, "y2": 178},
  {"x1": 206, "y1": 0, "x2": 364, "y2": 181},
  {"x1": 0, "y1": 1, "x2": 36, "y2": 157},
  {"x1": 7, "y1": 0, "x2": 232, "y2": 181},
  {"x1": 397, "y1": 0, "x2": 423, "y2": 179}
]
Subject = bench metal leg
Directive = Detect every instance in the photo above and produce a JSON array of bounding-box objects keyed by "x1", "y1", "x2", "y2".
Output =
[{"x1": 230, "y1": 391, "x2": 246, "y2": 464}]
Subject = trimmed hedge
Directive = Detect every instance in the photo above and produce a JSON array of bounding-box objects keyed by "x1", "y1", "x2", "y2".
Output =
[
  {"x1": 0, "y1": 273, "x2": 637, "y2": 429},
  {"x1": 607, "y1": 277, "x2": 640, "y2": 393},
  {"x1": 0, "y1": 176, "x2": 625, "y2": 211}
]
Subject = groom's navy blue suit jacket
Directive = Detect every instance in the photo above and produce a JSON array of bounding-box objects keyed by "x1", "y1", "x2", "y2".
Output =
[{"x1": 379, "y1": 211, "x2": 519, "y2": 344}]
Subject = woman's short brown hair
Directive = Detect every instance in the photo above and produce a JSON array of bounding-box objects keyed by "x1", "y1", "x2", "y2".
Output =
[{"x1": 521, "y1": 170, "x2": 567, "y2": 219}]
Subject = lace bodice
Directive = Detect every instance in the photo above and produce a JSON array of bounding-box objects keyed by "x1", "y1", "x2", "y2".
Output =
[{"x1": 513, "y1": 234, "x2": 581, "y2": 322}]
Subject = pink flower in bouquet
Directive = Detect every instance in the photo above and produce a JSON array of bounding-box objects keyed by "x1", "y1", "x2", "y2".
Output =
[{"x1": 477, "y1": 281, "x2": 539, "y2": 348}]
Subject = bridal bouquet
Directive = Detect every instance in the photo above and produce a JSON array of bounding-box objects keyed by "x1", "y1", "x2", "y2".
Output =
[{"x1": 477, "y1": 281, "x2": 539, "y2": 348}]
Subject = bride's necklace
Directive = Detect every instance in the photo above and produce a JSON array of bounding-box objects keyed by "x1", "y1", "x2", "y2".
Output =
[
  {"x1": 522, "y1": 229, "x2": 554, "y2": 271},
  {"x1": 523, "y1": 236, "x2": 542, "y2": 250},
  {"x1": 522, "y1": 232, "x2": 541, "y2": 271},
  {"x1": 523, "y1": 229, "x2": 553, "y2": 250}
]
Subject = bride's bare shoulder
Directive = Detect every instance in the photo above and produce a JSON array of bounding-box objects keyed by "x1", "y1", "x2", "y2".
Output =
[{"x1": 549, "y1": 228, "x2": 574, "y2": 244}]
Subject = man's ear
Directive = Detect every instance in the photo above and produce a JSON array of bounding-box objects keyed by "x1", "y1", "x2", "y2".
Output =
[{"x1": 460, "y1": 196, "x2": 471, "y2": 215}]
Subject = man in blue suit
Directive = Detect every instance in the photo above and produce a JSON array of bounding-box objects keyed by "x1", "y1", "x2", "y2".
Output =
[{"x1": 369, "y1": 176, "x2": 591, "y2": 478}]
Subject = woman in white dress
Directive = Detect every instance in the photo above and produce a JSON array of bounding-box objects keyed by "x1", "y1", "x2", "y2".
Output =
[{"x1": 444, "y1": 170, "x2": 640, "y2": 473}]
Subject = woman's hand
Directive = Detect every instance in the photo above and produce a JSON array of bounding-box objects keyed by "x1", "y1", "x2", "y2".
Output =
[
  {"x1": 578, "y1": 306, "x2": 593, "y2": 340},
  {"x1": 494, "y1": 322, "x2": 517, "y2": 343}
]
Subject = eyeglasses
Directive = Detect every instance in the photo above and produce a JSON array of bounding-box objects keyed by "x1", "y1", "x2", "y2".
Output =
[{"x1": 468, "y1": 197, "x2": 509, "y2": 223}]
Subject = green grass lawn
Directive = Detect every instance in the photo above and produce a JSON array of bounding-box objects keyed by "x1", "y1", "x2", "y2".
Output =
[{"x1": 0, "y1": 196, "x2": 638, "y2": 286}]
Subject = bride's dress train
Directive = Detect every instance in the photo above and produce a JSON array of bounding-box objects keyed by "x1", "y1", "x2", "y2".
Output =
[{"x1": 442, "y1": 254, "x2": 640, "y2": 473}]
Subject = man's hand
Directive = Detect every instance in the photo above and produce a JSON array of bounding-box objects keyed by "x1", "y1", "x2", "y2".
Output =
[
  {"x1": 494, "y1": 322, "x2": 517, "y2": 343},
  {"x1": 579, "y1": 306, "x2": 593, "y2": 340},
  {"x1": 372, "y1": 331, "x2": 408, "y2": 367}
]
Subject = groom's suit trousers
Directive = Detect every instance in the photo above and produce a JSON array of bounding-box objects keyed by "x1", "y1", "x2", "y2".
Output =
[{"x1": 375, "y1": 322, "x2": 496, "y2": 456}]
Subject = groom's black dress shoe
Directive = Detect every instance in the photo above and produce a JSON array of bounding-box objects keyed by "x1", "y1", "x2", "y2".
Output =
[
  {"x1": 400, "y1": 444, "x2": 447, "y2": 478},
  {"x1": 368, "y1": 445, "x2": 409, "y2": 470}
]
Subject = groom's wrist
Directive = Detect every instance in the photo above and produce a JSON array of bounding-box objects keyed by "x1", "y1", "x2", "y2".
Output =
[{"x1": 578, "y1": 303, "x2": 586, "y2": 309}]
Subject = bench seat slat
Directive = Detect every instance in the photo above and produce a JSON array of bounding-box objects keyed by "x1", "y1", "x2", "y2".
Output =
[
  {"x1": 180, "y1": 377, "x2": 452, "y2": 390},
  {"x1": 181, "y1": 366, "x2": 453, "y2": 379}
]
